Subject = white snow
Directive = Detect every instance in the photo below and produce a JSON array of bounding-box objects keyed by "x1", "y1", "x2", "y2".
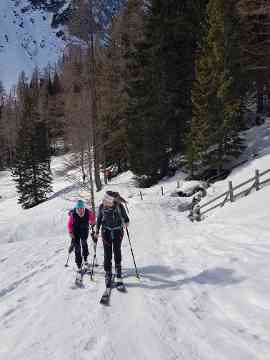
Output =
[
  {"x1": 0, "y1": 0, "x2": 64, "y2": 90},
  {"x1": 1, "y1": 120, "x2": 270, "y2": 359}
]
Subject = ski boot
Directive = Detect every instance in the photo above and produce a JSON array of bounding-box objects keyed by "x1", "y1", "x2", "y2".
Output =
[
  {"x1": 105, "y1": 272, "x2": 112, "y2": 289},
  {"x1": 75, "y1": 267, "x2": 83, "y2": 286},
  {"x1": 83, "y1": 261, "x2": 91, "y2": 274},
  {"x1": 116, "y1": 266, "x2": 126, "y2": 292}
]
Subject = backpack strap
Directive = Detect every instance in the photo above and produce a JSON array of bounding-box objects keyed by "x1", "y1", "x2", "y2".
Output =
[{"x1": 68, "y1": 209, "x2": 75, "y2": 216}]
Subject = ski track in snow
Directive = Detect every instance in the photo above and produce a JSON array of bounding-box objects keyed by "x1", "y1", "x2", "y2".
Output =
[{"x1": 1, "y1": 120, "x2": 270, "y2": 359}]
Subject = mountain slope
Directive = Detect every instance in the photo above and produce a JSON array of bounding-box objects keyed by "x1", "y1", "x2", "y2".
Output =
[
  {"x1": 0, "y1": 0, "x2": 65, "y2": 89},
  {"x1": 0, "y1": 0, "x2": 126, "y2": 90},
  {"x1": 1, "y1": 121, "x2": 270, "y2": 359}
]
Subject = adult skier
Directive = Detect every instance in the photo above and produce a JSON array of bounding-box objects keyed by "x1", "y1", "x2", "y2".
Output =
[
  {"x1": 95, "y1": 191, "x2": 129, "y2": 288},
  {"x1": 67, "y1": 200, "x2": 96, "y2": 276}
]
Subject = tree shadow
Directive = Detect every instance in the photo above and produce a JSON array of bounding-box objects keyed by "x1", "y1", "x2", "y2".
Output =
[
  {"x1": 47, "y1": 184, "x2": 79, "y2": 201},
  {"x1": 123, "y1": 265, "x2": 246, "y2": 291}
]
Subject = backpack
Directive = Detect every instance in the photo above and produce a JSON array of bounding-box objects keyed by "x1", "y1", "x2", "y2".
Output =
[
  {"x1": 100, "y1": 204, "x2": 123, "y2": 229},
  {"x1": 99, "y1": 192, "x2": 129, "y2": 229}
]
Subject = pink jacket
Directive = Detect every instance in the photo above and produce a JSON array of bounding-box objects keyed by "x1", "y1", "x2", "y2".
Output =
[{"x1": 67, "y1": 209, "x2": 96, "y2": 233}]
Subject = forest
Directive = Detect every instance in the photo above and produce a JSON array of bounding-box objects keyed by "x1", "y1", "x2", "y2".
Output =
[{"x1": 0, "y1": 0, "x2": 270, "y2": 208}]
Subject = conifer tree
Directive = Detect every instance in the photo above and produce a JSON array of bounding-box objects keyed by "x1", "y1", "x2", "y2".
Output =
[
  {"x1": 188, "y1": 0, "x2": 247, "y2": 176},
  {"x1": 97, "y1": 0, "x2": 145, "y2": 175},
  {"x1": 238, "y1": 0, "x2": 270, "y2": 113},
  {"x1": 126, "y1": 0, "x2": 171, "y2": 184},
  {"x1": 126, "y1": 0, "x2": 207, "y2": 185},
  {"x1": 0, "y1": 92, "x2": 19, "y2": 168},
  {"x1": 12, "y1": 74, "x2": 52, "y2": 209},
  {"x1": 0, "y1": 82, "x2": 5, "y2": 168}
]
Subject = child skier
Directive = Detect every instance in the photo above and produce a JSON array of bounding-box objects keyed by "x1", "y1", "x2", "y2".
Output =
[
  {"x1": 67, "y1": 200, "x2": 96, "y2": 277},
  {"x1": 95, "y1": 191, "x2": 129, "y2": 288}
]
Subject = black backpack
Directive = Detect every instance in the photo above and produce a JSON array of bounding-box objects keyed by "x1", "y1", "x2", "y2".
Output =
[{"x1": 100, "y1": 204, "x2": 123, "y2": 229}]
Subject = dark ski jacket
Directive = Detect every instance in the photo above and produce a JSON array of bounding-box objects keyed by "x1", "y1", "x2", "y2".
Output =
[
  {"x1": 96, "y1": 203, "x2": 129, "y2": 233},
  {"x1": 68, "y1": 208, "x2": 95, "y2": 238}
]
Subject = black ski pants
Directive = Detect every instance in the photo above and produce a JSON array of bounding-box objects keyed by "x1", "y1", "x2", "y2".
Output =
[
  {"x1": 102, "y1": 228, "x2": 123, "y2": 274},
  {"x1": 74, "y1": 236, "x2": 89, "y2": 269}
]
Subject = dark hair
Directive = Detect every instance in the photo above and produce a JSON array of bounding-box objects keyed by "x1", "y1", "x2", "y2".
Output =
[{"x1": 106, "y1": 191, "x2": 127, "y2": 204}]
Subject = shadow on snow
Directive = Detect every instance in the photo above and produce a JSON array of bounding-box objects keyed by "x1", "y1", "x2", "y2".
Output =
[{"x1": 124, "y1": 265, "x2": 245, "y2": 291}]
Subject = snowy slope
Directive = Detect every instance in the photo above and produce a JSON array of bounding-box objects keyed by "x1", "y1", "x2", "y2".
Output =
[
  {"x1": 0, "y1": 0, "x2": 126, "y2": 90},
  {"x1": 0, "y1": 0, "x2": 65, "y2": 89},
  {"x1": 1, "y1": 122, "x2": 270, "y2": 359}
]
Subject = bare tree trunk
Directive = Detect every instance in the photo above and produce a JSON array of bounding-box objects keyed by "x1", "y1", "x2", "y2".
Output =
[
  {"x1": 88, "y1": 2, "x2": 102, "y2": 192},
  {"x1": 256, "y1": 72, "x2": 264, "y2": 113},
  {"x1": 80, "y1": 146, "x2": 85, "y2": 182},
  {"x1": 101, "y1": 142, "x2": 108, "y2": 184},
  {"x1": 87, "y1": 137, "x2": 95, "y2": 212}
]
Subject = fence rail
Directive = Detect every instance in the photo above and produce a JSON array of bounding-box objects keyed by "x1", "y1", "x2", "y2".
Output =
[{"x1": 198, "y1": 168, "x2": 270, "y2": 220}]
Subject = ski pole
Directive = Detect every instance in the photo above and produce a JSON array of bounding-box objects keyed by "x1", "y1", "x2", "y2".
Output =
[
  {"x1": 65, "y1": 238, "x2": 75, "y2": 267},
  {"x1": 64, "y1": 253, "x2": 70, "y2": 267},
  {"x1": 124, "y1": 225, "x2": 140, "y2": 279},
  {"x1": 90, "y1": 242, "x2": 97, "y2": 280},
  {"x1": 90, "y1": 228, "x2": 97, "y2": 280},
  {"x1": 116, "y1": 205, "x2": 140, "y2": 279}
]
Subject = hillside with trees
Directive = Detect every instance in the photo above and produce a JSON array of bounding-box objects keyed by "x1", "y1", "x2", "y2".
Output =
[{"x1": 1, "y1": 0, "x2": 270, "y2": 207}]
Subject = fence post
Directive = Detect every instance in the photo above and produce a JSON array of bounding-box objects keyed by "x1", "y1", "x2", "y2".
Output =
[
  {"x1": 255, "y1": 169, "x2": 260, "y2": 191},
  {"x1": 161, "y1": 186, "x2": 164, "y2": 196},
  {"x1": 196, "y1": 205, "x2": 201, "y2": 222},
  {"x1": 229, "y1": 181, "x2": 234, "y2": 202},
  {"x1": 177, "y1": 181, "x2": 180, "y2": 189},
  {"x1": 140, "y1": 191, "x2": 143, "y2": 200}
]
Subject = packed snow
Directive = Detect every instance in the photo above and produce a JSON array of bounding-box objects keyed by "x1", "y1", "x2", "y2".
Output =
[{"x1": 1, "y1": 120, "x2": 270, "y2": 359}]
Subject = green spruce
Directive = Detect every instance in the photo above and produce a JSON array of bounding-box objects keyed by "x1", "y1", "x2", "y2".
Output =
[
  {"x1": 12, "y1": 75, "x2": 52, "y2": 209},
  {"x1": 126, "y1": 0, "x2": 207, "y2": 185},
  {"x1": 188, "y1": 0, "x2": 248, "y2": 176}
]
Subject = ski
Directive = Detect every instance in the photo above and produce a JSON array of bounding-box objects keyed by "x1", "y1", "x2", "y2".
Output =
[
  {"x1": 116, "y1": 281, "x2": 127, "y2": 293},
  {"x1": 100, "y1": 289, "x2": 110, "y2": 305},
  {"x1": 100, "y1": 274, "x2": 115, "y2": 305},
  {"x1": 74, "y1": 264, "x2": 90, "y2": 286},
  {"x1": 89, "y1": 240, "x2": 98, "y2": 281},
  {"x1": 75, "y1": 270, "x2": 84, "y2": 287}
]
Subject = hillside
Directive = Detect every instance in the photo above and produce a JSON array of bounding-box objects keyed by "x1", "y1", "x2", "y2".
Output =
[{"x1": 1, "y1": 121, "x2": 270, "y2": 359}]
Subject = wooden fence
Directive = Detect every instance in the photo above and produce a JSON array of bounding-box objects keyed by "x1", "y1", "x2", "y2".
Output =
[{"x1": 197, "y1": 168, "x2": 270, "y2": 220}]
